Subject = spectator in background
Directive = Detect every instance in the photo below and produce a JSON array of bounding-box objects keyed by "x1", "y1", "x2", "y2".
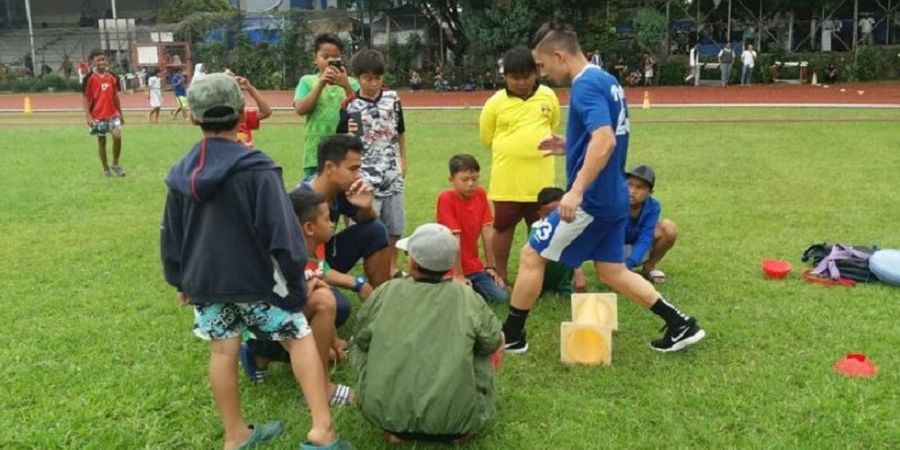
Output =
[
  {"x1": 686, "y1": 42, "x2": 700, "y2": 86},
  {"x1": 859, "y1": 15, "x2": 876, "y2": 45},
  {"x1": 824, "y1": 62, "x2": 839, "y2": 83},
  {"x1": 741, "y1": 43, "x2": 757, "y2": 85},
  {"x1": 482, "y1": 70, "x2": 495, "y2": 90},
  {"x1": 59, "y1": 54, "x2": 74, "y2": 78},
  {"x1": 643, "y1": 53, "x2": 656, "y2": 86},
  {"x1": 718, "y1": 42, "x2": 735, "y2": 87},
  {"x1": 409, "y1": 70, "x2": 422, "y2": 92},
  {"x1": 78, "y1": 59, "x2": 89, "y2": 84}
]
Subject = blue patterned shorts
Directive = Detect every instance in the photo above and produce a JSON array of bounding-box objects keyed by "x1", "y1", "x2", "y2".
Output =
[{"x1": 192, "y1": 302, "x2": 311, "y2": 341}]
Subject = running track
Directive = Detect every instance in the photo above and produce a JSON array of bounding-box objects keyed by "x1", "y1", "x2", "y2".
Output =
[{"x1": 1, "y1": 82, "x2": 899, "y2": 111}]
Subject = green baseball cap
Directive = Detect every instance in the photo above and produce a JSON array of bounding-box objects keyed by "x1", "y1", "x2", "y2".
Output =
[{"x1": 187, "y1": 73, "x2": 244, "y2": 123}]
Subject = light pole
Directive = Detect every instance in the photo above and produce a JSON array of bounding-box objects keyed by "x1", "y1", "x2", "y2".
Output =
[{"x1": 24, "y1": 0, "x2": 37, "y2": 76}]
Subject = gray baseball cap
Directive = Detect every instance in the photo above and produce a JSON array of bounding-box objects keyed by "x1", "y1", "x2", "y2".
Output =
[
  {"x1": 627, "y1": 164, "x2": 656, "y2": 188},
  {"x1": 396, "y1": 223, "x2": 459, "y2": 273},
  {"x1": 187, "y1": 73, "x2": 244, "y2": 123}
]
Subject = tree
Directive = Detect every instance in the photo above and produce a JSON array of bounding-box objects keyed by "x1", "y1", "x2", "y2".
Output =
[
  {"x1": 633, "y1": 7, "x2": 667, "y2": 56},
  {"x1": 159, "y1": 0, "x2": 234, "y2": 24}
]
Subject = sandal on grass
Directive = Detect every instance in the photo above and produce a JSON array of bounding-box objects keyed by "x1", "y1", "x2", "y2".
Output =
[
  {"x1": 300, "y1": 384, "x2": 355, "y2": 407},
  {"x1": 235, "y1": 421, "x2": 283, "y2": 450},
  {"x1": 645, "y1": 269, "x2": 667, "y2": 284},
  {"x1": 300, "y1": 439, "x2": 352, "y2": 450}
]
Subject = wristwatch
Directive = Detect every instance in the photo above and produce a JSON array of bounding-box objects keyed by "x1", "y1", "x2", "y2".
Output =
[{"x1": 353, "y1": 276, "x2": 367, "y2": 293}]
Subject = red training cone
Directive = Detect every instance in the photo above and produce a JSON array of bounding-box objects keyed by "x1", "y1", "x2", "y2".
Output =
[{"x1": 834, "y1": 353, "x2": 877, "y2": 378}]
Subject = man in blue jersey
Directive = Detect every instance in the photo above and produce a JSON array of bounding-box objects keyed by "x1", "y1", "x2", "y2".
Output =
[{"x1": 502, "y1": 22, "x2": 705, "y2": 353}]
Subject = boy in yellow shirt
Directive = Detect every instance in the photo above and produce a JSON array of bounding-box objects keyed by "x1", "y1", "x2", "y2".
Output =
[{"x1": 479, "y1": 46, "x2": 561, "y2": 282}]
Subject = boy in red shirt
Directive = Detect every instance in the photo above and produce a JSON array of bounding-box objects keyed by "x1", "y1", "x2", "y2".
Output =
[
  {"x1": 82, "y1": 49, "x2": 125, "y2": 177},
  {"x1": 436, "y1": 154, "x2": 508, "y2": 303}
]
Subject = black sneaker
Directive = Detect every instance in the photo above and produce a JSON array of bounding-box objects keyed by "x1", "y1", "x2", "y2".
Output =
[
  {"x1": 650, "y1": 318, "x2": 705, "y2": 352},
  {"x1": 504, "y1": 329, "x2": 529, "y2": 354}
]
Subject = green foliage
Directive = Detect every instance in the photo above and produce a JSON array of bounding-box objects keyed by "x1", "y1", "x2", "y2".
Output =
[
  {"x1": 852, "y1": 46, "x2": 881, "y2": 82},
  {"x1": 0, "y1": 74, "x2": 81, "y2": 92},
  {"x1": 159, "y1": 0, "x2": 234, "y2": 24},
  {"x1": 462, "y1": 1, "x2": 537, "y2": 62},
  {"x1": 632, "y1": 7, "x2": 667, "y2": 56},
  {"x1": 385, "y1": 34, "x2": 425, "y2": 88}
]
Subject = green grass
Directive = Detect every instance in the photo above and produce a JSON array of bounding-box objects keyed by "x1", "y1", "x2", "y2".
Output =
[{"x1": 1, "y1": 108, "x2": 899, "y2": 449}]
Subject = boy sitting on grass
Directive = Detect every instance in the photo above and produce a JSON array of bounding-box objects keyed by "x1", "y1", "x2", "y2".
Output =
[
  {"x1": 436, "y1": 154, "x2": 508, "y2": 302},
  {"x1": 532, "y1": 187, "x2": 587, "y2": 295},
  {"x1": 160, "y1": 73, "x2": 348, "y2": 449},
  {"x1": 625, "y1": 165, "x2": 678, "y2": 284},
  {"x1": 352, "y1": 223, "x2": 503, "y2": 445},
  {"x1": 241, "y1": 189, "x2": 368, "y2": 406}
]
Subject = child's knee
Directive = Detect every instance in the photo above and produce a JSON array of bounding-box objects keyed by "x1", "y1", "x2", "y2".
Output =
[
  {"x1": 306, "y1": 286, "x2": 337, "y2": 317},
  {"x1": 657, "y1": 219, "x2": 678, "y2": 241}
]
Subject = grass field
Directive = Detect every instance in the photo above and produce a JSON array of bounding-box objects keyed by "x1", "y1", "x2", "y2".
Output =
[{"x1": 2, "y1": 107, "x2": 899, "y2": 449}]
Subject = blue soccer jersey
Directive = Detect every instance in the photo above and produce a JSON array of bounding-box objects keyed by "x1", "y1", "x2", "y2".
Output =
[{"x1": 566, "y1": 65, "x2": 630, "y2": 219}]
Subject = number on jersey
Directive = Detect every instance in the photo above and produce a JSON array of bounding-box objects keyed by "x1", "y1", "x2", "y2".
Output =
[{"x1": 609, "y1": 85, "x2": 630, "y2": 136}]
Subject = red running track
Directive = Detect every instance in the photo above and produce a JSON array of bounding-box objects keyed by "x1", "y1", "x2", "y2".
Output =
[{"x1": 1, "y1": 82, "x2": 899, "y2": 111}]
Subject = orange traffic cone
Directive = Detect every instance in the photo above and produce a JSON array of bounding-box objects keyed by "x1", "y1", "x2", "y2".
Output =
[
  {"x1": 23, "y1": 96, "x2": 33, "y2": 114},
  {"x1": 642, "y1": 91, "x2": 650, "y2": 109}
]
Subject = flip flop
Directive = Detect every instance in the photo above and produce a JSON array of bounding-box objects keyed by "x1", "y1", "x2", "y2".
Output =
[
  {"x1": 235, "y1": 421, "x2": 283, "y2": 450},
  {"x1": 300, "y1": 439, "x2": 353, "y2": 450},
  {"x1": 646, "y1": 269, "x2": 667, "y2": 284}
]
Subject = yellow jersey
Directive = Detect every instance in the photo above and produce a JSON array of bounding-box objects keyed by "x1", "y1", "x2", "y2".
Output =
[{"x1": 479, "y1": 85, "x2": 561, "y2": 202}]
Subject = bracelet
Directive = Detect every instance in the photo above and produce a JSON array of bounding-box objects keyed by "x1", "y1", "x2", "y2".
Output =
[{"x1": 485, "y1": 266, "x2": 496, "y2": 272}]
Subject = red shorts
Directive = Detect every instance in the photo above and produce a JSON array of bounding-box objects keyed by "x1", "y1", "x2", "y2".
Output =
[{"x1": 492, "y1": 201, "x2": 540, "y2": 232}]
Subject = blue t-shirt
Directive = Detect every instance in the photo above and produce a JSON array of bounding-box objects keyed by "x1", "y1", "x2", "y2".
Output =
[
  {"x1": 171, "y1": 74, "x2": 186, "y2": 97},
  {"x1": 566, "y1": 65, "x2": 630, "y2": 219},
  {"x1": 299, "y1": 180, "x2": 358, "y2": 223},
  {"x1": 625, "y1": 196, "x2": 661, "y2": 269}
]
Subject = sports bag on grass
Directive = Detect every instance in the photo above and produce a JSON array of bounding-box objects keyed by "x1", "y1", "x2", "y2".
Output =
[{"x1": 801, "y1": 243, "x2": 877, "y2": 282}]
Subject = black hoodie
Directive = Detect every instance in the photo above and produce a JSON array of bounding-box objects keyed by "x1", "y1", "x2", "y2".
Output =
[{"x1": 161, "y1": 138, "x2": 308, "y2": 312}]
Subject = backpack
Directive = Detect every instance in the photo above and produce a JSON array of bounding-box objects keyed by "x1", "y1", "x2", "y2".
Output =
[
  {"x1": 869, "y1": 249, "x2": 900, "y2": 286},
  {"x1": 801, "y1": 243, "x2": 877, "y2": 282}
]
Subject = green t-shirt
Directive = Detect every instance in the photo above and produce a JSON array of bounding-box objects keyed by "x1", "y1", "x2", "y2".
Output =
[
  {"x1": 294, "y1": 74, "x2": 361, "y2": 170},
  {"x1": 352, "y1": 278, "x2": 502, "y2": 435},
  {"x1": 530, "y1": 222, "x2": 574, "y2": 294}
]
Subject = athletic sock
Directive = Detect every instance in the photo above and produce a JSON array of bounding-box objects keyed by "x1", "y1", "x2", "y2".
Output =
[
  {"x1": 649, "y1": 297, "x2": 689, "y2": 328},
  {"x1": 502, "y1": 307, "x2": 530, "y2": 341}
]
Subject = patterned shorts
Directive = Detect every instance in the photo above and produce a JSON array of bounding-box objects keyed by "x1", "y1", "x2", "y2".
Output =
[
  {"x1": 192, "y1": 302, "x2": 311, "y2": 341},
  {"x1": 89, "y1": 118, "x2": 121, "y2": 136}
]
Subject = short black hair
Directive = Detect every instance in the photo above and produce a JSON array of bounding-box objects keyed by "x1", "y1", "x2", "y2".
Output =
[
  {"x1": 317, "y1": 134, "x2": 363, "y2": 174},
  {"x1": 412, "y1": 263, "x2": 448, "y2": 281},
  {"x1": 351, "y1": 48, "x2": 385, "y2": 76},
  {"x1": 288, "y1": 188, "x2": 327, "y2": 225},
  {"x1": 314, "y1": 33, "x2": 344, "y2": 53},
  {"x1": 531, "y1": 21, "x2": 581, "y2": 55},
  {"x1": 88, "y1": 49, "x2": 105, "y2": 61},
  {"x1": 448, "y1": 154, "x2": 480, "y2": 176},
  {"x1": 537, "y1": 187, "x2": 565, "y2": 206},
  {"x1": 502, "y1": 46, "x2": 537, "y2": 76},
  {"x1": 199, "y1": 106, "x2": 240, "y2": 133}
]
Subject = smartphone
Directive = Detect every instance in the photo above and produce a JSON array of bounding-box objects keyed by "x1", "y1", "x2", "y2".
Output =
[
  {"x1": 328, "y1": 59, "x2": 344, "y2": 71},
  {"x1": 348, "y1": 111, "x2": 364, "y2": 138}
]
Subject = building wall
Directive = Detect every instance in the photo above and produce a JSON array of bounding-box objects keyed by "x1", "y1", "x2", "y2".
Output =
[{"x1": 11, "y1": 0, "x2": 159, "y2": 26}]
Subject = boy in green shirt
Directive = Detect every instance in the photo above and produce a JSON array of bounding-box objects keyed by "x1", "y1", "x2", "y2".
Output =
[
  {"x1": 293, "y1": 33, "x2": 361, "y2": 177},
  {"x1": 352, "y1": 223, "x2": 504, "y2": 444},
  {"x1": 531, "y1": 187, "x2": 587, "y2": 295}
]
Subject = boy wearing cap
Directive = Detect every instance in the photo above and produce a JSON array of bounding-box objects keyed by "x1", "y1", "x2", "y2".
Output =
[
  {"x1": 161, "y1": 73, "x2": 348, "y2": 450},
  {"x1": 626, "y1": 165, "x2": 678, "y2": 284},
  {"x1": 352, "y1": 223, "x2": 503, "y2": 444}
]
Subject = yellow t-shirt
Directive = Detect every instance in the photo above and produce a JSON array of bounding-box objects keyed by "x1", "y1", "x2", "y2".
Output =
[{"x1": 479, "y1": 85, "x2": 561, "y2": 202}]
